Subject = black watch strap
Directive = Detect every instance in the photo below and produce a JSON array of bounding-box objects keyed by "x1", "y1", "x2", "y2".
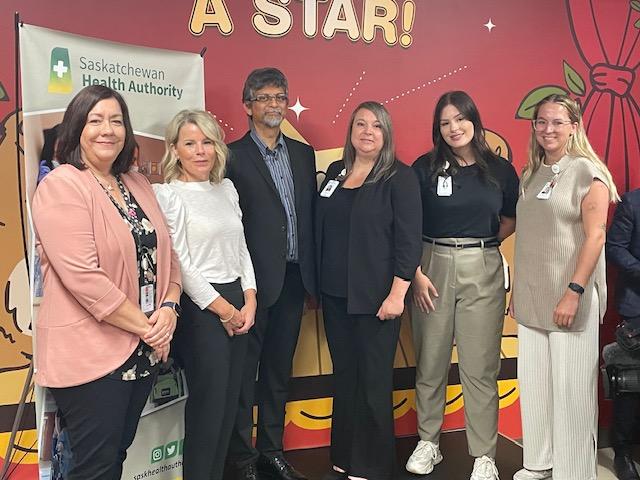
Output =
[
  {"x1": 161, "y1": 301, "x2": 182, "y2": 317},
  {"x1": 568, "y1": 282, "x2": 585, "y2": 295}
]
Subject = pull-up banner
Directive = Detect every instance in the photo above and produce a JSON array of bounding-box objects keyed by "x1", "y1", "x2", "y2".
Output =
[
  {"x1": 19, "y1": 23, "x2": 204, "y2": 480},
  {"x1": 20, "y1": 23, "x2": 204, "y2": 139}
]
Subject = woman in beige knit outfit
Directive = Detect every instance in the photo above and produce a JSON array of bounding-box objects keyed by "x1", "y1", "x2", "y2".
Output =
[{"x1": 511, "y1": 94, "x2": 619, "y2": 480}]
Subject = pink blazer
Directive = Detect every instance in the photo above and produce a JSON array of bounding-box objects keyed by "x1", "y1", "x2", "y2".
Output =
[{"x1": 32, "y1": 165, "x2": 181, "y2": 387}]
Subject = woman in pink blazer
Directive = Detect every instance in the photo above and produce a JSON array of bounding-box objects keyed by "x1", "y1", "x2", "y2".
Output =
[{"x1": 32, "y1": 85, "x2": 181, "y2": 479}]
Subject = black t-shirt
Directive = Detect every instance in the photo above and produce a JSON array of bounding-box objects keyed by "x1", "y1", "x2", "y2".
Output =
[
  {"x1": 320, "y1": 186, "x2": 360, "y2": 297},
  {"x1": 412, "y1": 152, "x2": 519, "y2": 238}
]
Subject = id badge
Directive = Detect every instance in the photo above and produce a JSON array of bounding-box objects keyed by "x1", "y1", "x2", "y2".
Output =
[
  {"x1": 536, "y1": 182, "x2": 553, "y2": 200},
  {"x1": 437, "y1": 176, "x2": 452, "y2": 197},
  {"x1": 320, "y1": 180, "x2": 340, "y2": 198},
  {"x1": 141, "y1": 284, "x2": 154, "y2": 314}
]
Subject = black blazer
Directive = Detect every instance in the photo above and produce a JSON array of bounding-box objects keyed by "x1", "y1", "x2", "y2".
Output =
[
  {"x1": 316, "y1": 159, "x2": 422, "y2": 314},
  {"x1": 606, "y1": 188, "x2": 640, "y2": 318},
  {"x1": 227, "y1": 132, "x2": 317, "y2": 308}
]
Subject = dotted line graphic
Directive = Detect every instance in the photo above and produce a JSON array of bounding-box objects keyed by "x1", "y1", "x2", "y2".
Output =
[
  {"x1": 382, "y1": 65, "x2": 469, "y2": 104},
  {"x1": 332, "y1": 70, "x2": 367, "y2": 124},
  {"x1": 211, "y1": 113, "x2": 234, "y2": 132}
]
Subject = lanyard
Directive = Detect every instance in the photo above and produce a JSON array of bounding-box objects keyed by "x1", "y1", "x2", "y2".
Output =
[{"x1": 93, "y1": 173, "x2": 156, "y2": 279}]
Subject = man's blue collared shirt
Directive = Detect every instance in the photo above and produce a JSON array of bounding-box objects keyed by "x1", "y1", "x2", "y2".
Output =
[{"x1": 250, "y1": 130, "x2": 299, "y2": 262}]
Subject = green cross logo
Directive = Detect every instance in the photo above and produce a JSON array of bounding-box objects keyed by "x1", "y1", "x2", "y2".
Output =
[{"x1": 48, "y1": 47, "x2": 72, "y2": 94}]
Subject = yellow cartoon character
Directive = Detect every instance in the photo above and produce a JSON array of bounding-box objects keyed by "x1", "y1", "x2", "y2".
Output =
[
  {"x1": 0, "y1": 110, "x2": 39, "y2": 473},
  {"x1": 0, "y1": 111, "x2": 32, "y2": 374}
]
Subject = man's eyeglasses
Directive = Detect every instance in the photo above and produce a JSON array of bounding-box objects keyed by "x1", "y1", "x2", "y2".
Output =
[
  {"x1": 250, "y1": 94, "x2": 288, "y2": 104},
  {"x1": 532, "y1": 119, "x2": 573, "y2": 131}
]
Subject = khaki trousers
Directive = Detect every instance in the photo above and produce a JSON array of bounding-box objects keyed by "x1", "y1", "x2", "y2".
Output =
[{"x1": 411, "y1": 239, "x2": 505, "y2": 457}]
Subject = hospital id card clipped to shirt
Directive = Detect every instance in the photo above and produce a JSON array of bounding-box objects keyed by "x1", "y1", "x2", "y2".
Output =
[
  {"x1": 537, "y1": 164, "x2": 560, "y2": 200},
  {"x1": 320, "y1": 180, "x2": 339, "y2": 198},
  {"x1": 320, "y1": 168, "x2": 347, "y2": 198},
  {"x1": 437, "y1": 176, "x2": 452, "y2": 196},
  {"x1": 437, "y1": 160, "x2": 452, "y2": 197},
  {"x1": 141, "y1": 284, "x2": 155, "y2": 314}
]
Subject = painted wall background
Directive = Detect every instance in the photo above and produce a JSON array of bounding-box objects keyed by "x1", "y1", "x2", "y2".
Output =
[{"x1": 0, "y1": 1, "x2": 637, "y2": 477}]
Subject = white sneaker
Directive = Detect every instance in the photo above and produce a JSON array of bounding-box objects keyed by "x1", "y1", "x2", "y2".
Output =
[
  {"x1": 405, "y1": 440, "x2": 443, "y2": 475},
  {"x1": 470, "y1": 456, "x2": 499, "y2": 480},
  {"x1": 512, "y1": 468, "x2": 552, "y2": 480}
]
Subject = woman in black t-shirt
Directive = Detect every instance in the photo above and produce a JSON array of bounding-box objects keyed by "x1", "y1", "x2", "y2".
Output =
[{"x1": 406, "y1": 91, "x2": 519, "y2": 480}]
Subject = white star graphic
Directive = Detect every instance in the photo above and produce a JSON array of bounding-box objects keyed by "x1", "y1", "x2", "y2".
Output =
[
  {"x1": 288, "y1": 97, "x2": 309, "y2": 121},
  {"x1": 484, "y1": 18, "x2": 496, "y2": 32}
]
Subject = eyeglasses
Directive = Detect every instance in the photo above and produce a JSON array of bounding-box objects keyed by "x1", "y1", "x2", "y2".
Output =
[
  {"x1": 532, "y1": 119, "x2": 574, "y2": 131},
  {"x1": 250, "y1": 94, "x2": 288, "y2": 104}
]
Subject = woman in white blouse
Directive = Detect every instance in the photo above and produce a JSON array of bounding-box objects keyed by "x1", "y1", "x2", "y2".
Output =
[{"x1": 154, "y1": 110, "x2": 257, "y2": 480}]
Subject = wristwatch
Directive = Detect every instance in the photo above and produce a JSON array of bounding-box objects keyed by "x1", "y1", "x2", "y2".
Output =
[
  {"x1": 161, "y1": 301, "x2": 182, "y2": 317},
  {"x1": 568, "y1": 282, "x2": 585, "y2": 295}
]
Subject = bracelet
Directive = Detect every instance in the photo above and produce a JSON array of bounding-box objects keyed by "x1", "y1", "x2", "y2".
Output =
[
  {"x1": 568, "y1": 282, "x2": 585, "y2": 295},
  {"x1": 220, "y1": 305, "x2": 236, "y2": 323}
]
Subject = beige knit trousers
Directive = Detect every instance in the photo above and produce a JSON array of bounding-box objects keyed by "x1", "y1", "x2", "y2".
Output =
[
  {"x1": 517, "y1": 292, "x2": 599, "y2": 480},
  {"x1": 411, "y1": 240, "x2": 505, "y2": 457}
]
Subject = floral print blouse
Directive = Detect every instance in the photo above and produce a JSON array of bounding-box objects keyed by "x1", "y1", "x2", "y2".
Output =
[{"x1": 102, "y1": 177, "x2": 161, "y2": 381}]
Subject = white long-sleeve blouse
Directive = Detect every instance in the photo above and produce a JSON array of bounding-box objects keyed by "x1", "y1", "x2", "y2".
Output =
[{"x1": 153, "y1": 178, "x2": 256, "y2": 310}]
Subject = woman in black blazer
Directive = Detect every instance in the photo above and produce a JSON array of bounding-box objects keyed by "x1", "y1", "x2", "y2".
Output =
[{"x1": 316, "y1": 101, "x2": 422, "y2": 480}]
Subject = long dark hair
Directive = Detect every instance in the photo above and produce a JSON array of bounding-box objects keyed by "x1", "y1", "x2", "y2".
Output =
[
  {"x1": 343, "y1": 101, "x2": 396, "y2": 183},
  {"x1": 56, "y1": 85, "x2": 137, "y2": 175},
  {"x1": 429, "y1": 91, "x2": 497, "y2": 185}
]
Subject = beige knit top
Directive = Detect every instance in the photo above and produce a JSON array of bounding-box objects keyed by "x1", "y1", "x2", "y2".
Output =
[{"x1": 513, "y1": 155, "x2": 607, "y2": 332}]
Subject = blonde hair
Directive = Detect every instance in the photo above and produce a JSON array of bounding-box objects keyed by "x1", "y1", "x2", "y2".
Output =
[
  {"x1": 522, "y1": 94, "x2": 619, "y2": 202},
  {"x1": 161, "y1": 110, "x2": 229, "y2": 184}
]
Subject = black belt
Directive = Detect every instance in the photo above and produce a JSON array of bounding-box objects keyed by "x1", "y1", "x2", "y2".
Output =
[{"x1": 422, "y1": 236, "x2": 500, "y2": 249}]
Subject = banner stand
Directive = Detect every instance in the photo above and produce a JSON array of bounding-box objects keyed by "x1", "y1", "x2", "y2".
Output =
[{"x1": 15, "y1": 20, "x2": 205, "y2": 479}]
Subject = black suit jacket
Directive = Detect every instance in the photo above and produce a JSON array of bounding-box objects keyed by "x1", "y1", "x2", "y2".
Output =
[
  {"x1": 316, "y1": 159, "x2": 422, "y2": 314},
  {"x1": 606, "y1": 188, "x2": 640, "y2": 317},
  {"x1": 227, "y1": 132, "x2": 317, "y2": 308}
]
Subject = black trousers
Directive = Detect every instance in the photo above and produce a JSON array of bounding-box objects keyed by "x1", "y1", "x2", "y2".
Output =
[
  {"x1": 229, "y1": 263, "x2": 305, "y2": 466},
  {"x1": 173, "y1": 280, "x2": 247, "y2": 480},
  {"x1": 613, "y1": 393, "x2": 640, "y2": 454},
  {"x1": 322, "y1": 294, "x2": 400, "y2": 480},
  {"x1": 49, "y1": 370, "x2": 155, "y2": 480}
]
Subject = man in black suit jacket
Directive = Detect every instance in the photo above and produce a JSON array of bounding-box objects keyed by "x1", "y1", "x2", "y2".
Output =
[
  {"x1": 606, "y1": 187, "x2": 640, "y2": 480},
  {"x1": 226, "y1": 67, "x2": 316, "y2": 480}
]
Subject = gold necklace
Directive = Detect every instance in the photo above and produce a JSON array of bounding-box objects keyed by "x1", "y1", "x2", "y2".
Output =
[{"x1": 90, "y1": 169, "x2": 115, "y2": 191}]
